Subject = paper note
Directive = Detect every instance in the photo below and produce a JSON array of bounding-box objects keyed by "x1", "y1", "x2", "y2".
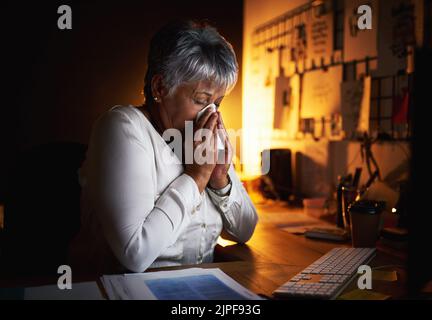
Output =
[
  {"x1": 357, "y1": 76, "x2": 371, "y2": 133},
  {"x1": 373, "y1": 270, "x2": 398, "y2": 282},
  {"x1": 102, "y1": 268, "x2": 263, "y2": 300},
  {"x1": 281, "y1": 226, "x2": 309, "y2": 235},
  {"x1": 338, "y1": 289, "x2": 390, "y2": 300}
]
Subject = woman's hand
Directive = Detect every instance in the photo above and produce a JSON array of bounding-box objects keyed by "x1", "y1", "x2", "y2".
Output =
[
  {"x1": 184, "y1": 108, "x2": 219, "y2": 193},
  {"x1": 208, "y1": 111, "x2": 233, "y2": 190}
]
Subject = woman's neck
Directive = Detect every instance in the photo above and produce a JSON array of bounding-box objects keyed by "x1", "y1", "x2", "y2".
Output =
[{"x1": 140, "y1": 103, "x2": 166, "y2": 136}]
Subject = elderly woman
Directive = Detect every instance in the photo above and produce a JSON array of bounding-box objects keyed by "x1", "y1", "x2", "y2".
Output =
[{"x1": 71, "y1": 20, "x2": 258, "y2": 274}]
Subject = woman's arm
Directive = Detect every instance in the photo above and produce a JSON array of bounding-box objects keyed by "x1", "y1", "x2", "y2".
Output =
[
  {"x1": 86, "y1": 110, "x2": 202, "y2": 272},
  {"x1": 207, "y1": 165, "x2": 258, "y2": 243}
]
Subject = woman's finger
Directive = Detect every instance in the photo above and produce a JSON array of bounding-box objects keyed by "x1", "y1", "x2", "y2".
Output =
[
  {"x1": 217, "y1": 112, "x2": 229, "y2": 147},
  {"x1": 203, "y1": 112, "x2": 218, "y2": 130},
  {"x1": 225, "y1": 137, "x2": 233, "y2": 166},
  {"x1": 212, "y1": 125, "x2": 218, "y2": 163},
  {"x1": 195, "y1": 107, "x2": 215, "y2": 129},
  {"x1": 217, "y1": 111, "x2": 227, "y2": 131},
  {"x1": 195, "y1": 115, "x2": 217, "y2": 148},
  {"x1": 216, "y1": 112, "x2": 233, "y2": 162}
]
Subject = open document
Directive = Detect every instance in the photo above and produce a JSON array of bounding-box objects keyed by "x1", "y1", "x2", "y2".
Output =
[{"x1": 101, "y1": 268, "x2": 263, "y2": 300}]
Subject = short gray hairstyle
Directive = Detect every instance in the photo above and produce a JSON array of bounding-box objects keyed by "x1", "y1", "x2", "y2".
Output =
[{"x1": 144, "y1": 20, "x2": 239, "y2": 104}]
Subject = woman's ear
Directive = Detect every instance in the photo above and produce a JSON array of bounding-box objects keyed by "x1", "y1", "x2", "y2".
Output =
[{"x1": 151, "y1": 74, "x2": 167, "y2": 102}]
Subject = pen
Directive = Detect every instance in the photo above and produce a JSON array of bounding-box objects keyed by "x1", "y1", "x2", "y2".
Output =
[{"x1": 352, "y1": 168, "x2": 362, "y2": 188}]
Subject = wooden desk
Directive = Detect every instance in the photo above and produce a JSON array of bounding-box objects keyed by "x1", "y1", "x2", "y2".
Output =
[
  {"x1": 208, "y1": 202, "x2": 408, "y2": 299},
  {"x1": 0, "y1": 201, "x2": 409, "y2": 299}
]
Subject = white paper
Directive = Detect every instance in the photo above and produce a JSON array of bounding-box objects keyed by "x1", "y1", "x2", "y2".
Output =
[
  {"x1": 102, "y1": 268, "x2": 263, "y2": 300},
  {"x1": 101, "y1": 275, "x2": 130, "y2": 300},
  {"x1": 341, "y1": 79, "x2": 364, "y2": 136},
  {"x1": 357, "y1": 76, "x2": 371, "y2": 134}
]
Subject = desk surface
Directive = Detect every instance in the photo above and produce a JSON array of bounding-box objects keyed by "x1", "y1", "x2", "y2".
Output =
[
  {"x1": 145, "y1": 201, "x2": 408, "y2": 299},
  {"x1": 1, "y1": 201, "x2": 409, "y2": 299}
]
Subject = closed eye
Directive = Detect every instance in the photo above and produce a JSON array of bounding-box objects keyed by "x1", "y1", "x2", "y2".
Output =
[{"x1": 194, "y1": 100, "x2": 207, "y2": 106}]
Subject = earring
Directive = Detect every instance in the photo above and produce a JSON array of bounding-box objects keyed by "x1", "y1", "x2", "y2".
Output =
[{"x1": 154, "y1": 96, "x2": 159, "y2": 102}]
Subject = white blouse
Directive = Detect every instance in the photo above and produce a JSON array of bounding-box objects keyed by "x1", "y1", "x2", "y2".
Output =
[{"x1": 74, "y1": 105, "x2": 258, "y2": 273}]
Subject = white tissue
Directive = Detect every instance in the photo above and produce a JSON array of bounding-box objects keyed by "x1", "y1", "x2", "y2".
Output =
[{"x1": 196, "y1": 103, "x2": 225, "y2": 151}]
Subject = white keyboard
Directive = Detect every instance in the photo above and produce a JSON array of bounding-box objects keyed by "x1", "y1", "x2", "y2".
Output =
[{"x1": 273, "y1": 247, "x2": 376, "y2": 299}]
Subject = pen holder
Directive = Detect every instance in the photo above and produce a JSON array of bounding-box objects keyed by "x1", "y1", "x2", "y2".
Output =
[{"x1": 341, "y1": 186, "x2": 360, "y2": 234}]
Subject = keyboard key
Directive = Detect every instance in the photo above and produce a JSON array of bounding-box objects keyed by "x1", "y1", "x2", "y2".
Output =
[{"x1": 273, "y1": 248, "x2": 376, "y2": 299}]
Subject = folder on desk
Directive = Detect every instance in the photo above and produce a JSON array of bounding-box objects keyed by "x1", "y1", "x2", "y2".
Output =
[{"x1": 100, "y1": 268, "x2": 263, "y2": 300}]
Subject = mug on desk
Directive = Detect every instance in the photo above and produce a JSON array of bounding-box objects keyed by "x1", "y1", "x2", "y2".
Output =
[{"x1": 348, "y1": 200, "x2": 386, "y2": 248}]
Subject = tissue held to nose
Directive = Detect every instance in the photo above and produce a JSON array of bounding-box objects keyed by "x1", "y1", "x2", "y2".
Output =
[{"x1": 195, "y1": 103, "x2": 225, "y2": 151}]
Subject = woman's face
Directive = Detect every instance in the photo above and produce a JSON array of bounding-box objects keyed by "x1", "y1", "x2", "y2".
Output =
[{"x1": 160, "y1": 80, "x2": 226, "y2": 131}]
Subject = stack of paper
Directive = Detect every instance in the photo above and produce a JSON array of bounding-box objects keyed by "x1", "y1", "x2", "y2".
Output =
[{"x1": 100, "y1": 268, "x2": 263, "y2": 300}]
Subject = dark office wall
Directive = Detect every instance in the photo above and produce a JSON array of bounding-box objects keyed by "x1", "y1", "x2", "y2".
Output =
[{"x1": 0, "y1": 0, "x2": 244, "y2": 201}]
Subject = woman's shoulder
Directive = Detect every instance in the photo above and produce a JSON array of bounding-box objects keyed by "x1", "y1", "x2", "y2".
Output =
[
  {"x1": 96, "y1": 105, "x2": 150, "y2": 133},
  {"x1": 91, "y1": 105, "x2": 155, "y2": 146},
  {"x1": 102, "y1": 104, "x2": 144, "y2": 125}
]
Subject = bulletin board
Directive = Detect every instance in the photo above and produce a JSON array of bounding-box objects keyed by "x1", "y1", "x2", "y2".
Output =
[
  {"x1": 300, "y1": 65, "x2": 343, "y2": 119},
  {"x1": 249, "y1": 0, "x2": 415, "y2": 141}
]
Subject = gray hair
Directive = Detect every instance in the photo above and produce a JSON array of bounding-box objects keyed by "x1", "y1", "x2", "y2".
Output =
[{"x1": 144, "y1": 20, "x2": 239, "y2": 104}]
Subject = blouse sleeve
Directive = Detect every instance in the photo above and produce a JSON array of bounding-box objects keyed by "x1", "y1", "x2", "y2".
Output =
[
  {"x1": 85, "y1": 110, "x2": 202, "y2": 272},
  {"x1": 206, "y1": 165, "x2": 258, "y2": 243}
]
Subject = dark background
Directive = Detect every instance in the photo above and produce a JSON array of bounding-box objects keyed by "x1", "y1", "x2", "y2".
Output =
[{"x1": 1, "y1": 0, "x2": 244, "y2": 202}]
